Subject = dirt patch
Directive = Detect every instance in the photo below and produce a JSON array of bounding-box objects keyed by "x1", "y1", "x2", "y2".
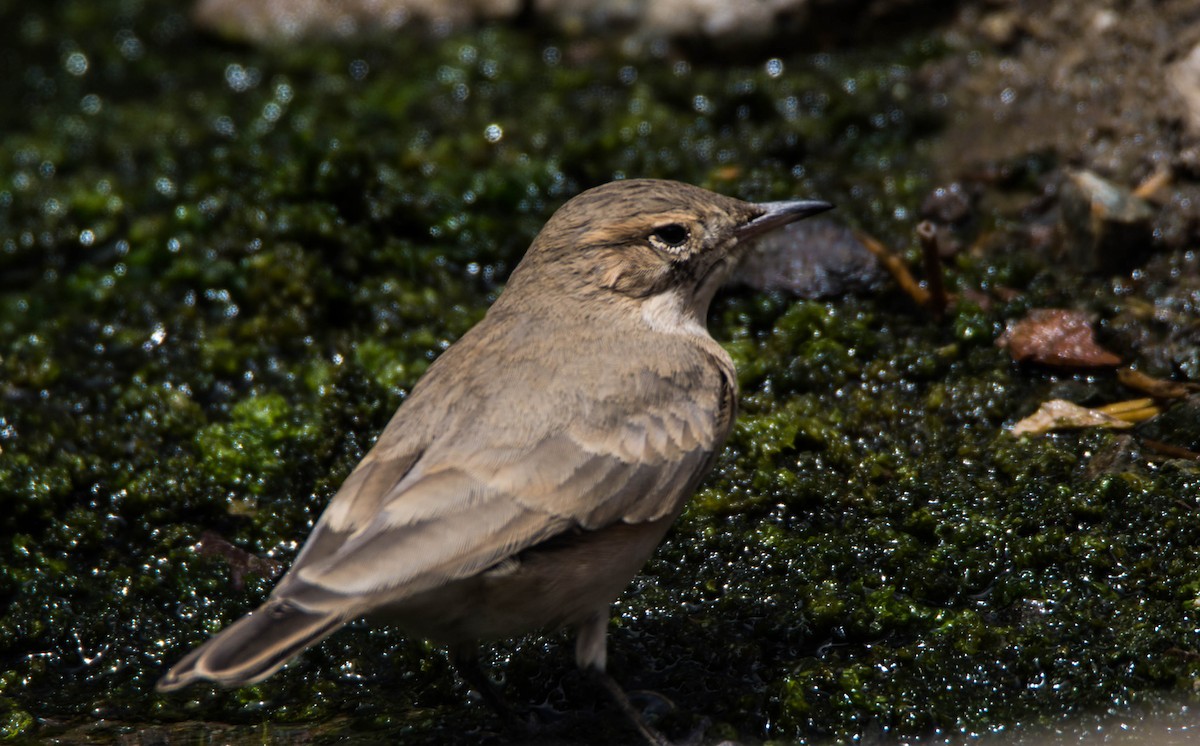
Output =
[{"x1": 927, "y1": 0, "x2": 1200, "y2": 247}]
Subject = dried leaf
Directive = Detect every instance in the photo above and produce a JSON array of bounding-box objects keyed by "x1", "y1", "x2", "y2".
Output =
[
  {"x1": 1096, "y1": 397, "x2": 1161, "y2": 423},
  {"x1": 1010, "y1": 399, "x2": 1135, "y2": 437},
  {"x1": 1117, "y1": 368, "x2": 1200, "y2": 400},
  {"x1": 997, "y1": 308, "x2": 1122, "y2": 368},
  {"x1": 195, "y1": 530, "x2": 284, "y2": 590},
  {"x1": 712, "y1": 165, "x2": 743, "y2": 181}
]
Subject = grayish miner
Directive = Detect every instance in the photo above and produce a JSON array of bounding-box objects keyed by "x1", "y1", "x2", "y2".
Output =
[{"x1": 158, "y1": 178, "x2": 832, "y2": 743}]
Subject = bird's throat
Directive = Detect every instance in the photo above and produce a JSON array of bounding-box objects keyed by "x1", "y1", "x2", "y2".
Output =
[{"x1": 639, "y1": 287, "x2": 711, "y2": 338}]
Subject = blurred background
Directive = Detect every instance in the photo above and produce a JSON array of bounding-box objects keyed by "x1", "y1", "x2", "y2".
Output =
[{"x1": 2, "y1": 0, "x2": 1200, "y2": 743}]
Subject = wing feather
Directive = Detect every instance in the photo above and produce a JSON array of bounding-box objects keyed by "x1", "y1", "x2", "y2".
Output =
[{"x1": 271, "y1": 341, "x2": 735, "y2": 614}]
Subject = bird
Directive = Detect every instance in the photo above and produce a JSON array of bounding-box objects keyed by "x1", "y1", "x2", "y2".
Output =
[{"x1": 156, "y1": 178, "x2": 832, "y2": 743}]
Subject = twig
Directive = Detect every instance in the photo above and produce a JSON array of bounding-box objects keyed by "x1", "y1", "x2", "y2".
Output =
[
  {"x1": 916, "y1": 220, "x2": 948, "y2": 321},
  {"x1": 1142, "y1": 439, "x2": 1200, "y2": 462},
  {"x1": 855, "y1": 230, "x2": 930, "y2": 307}
]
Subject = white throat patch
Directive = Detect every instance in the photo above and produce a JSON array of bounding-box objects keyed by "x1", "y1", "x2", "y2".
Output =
[{"x1": 640, "y1": 290, "x2": 708, "y2": 337}]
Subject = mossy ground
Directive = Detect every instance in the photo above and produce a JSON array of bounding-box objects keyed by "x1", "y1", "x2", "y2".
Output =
[{"x1": 2, "y1": 1, "x2": 1199, "y2": 743}]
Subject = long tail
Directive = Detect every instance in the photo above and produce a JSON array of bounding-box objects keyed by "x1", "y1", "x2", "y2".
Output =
[{"x1": 156, "y1": 600, "x2": 344, "y2": 692}]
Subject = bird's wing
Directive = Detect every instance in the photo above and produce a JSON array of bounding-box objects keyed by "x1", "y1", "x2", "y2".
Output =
[
  {"x1": 270, "y1": 363, "x2": 733, "y2": 614},
  {"x1": 477, "y1": 394, "x2": 724, "y2": 527}
]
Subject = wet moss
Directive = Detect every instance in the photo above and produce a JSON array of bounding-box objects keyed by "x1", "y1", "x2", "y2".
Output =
[{"x1": 2, "y1": 0, "x2": 1199, "y2": 743}]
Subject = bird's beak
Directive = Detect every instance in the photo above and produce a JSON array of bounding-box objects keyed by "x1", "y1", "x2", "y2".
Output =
[{"x1": 735, "y1": 199, "x2": 834, "y2": 242}]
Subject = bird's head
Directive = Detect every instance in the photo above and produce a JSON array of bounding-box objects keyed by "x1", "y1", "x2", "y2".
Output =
[{"x1": 499, "y1": 179, "x2": 832, "y2": 327}]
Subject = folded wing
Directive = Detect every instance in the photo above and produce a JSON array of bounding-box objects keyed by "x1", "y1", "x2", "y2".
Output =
[{"x1": 271, "y1": 387, "x2": 729, "y2": 615}]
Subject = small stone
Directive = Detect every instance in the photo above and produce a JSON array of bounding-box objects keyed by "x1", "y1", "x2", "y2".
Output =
[
  {"x1": 979, "y1": 9, "x2": 1021, "y2": 47},
  {"x1": 1058, "y1": 169, "x2": 1156, "y2": 274},
  {"x1": 1167, "y1": 42, "x2": 1200, "y2": 137},
  {"x1": 920, "y1": 182, "x2": 972, "y2": 224}
]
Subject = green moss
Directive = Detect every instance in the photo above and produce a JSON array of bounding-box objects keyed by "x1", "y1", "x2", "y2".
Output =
[
  {"x1": 193, "y1": 392, "x2": 319, "y2": 494},
  {"x1": 0, "y1": 700, "x2": 34, "y2": 740}
]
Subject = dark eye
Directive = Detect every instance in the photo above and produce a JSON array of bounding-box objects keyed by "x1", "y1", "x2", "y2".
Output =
[{"x1": 649, "y1": 224, "x2": 689, "y2": 248}]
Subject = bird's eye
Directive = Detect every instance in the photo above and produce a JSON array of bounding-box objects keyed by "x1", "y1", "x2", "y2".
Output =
[{"x1": 649, "y1": 224, "x2": 690, "y2": 249}]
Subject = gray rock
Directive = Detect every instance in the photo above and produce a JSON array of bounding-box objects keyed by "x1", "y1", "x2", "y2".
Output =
[
  {"x1": 730, "y1": 218, "x2": 884, "y2": 299},
  {"x1": 192, "y1": 0, "x2": 522, "y2": 41},
  {"x1": 640, "y1": 0, "x2": 809, "y2": 40},
  {"x1": 190, "y1": 0, "x2": 941, "y2": 43}
]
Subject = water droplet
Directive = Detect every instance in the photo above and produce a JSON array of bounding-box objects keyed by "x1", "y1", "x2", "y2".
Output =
[
  {"x1": 224, "y1": 63, "x2": 261, "y2": 92},
  {"x1": 64, "y1": 51, "x2": 89, "y2": 76},
  {"x1": 80, "y1": 94, "x2": 102, "y2": 115},
  {"x1": 116, "y1": 29, "x2": 144, "y2": 60}
]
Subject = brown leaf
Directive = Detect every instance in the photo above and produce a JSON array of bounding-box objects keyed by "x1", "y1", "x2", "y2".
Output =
[
  {"x1": 195, "y1": 530, "x2": 285, "y2": 590},
  {"x1": 997, "y1": 308, "x2": 1121, "y2": 368}
]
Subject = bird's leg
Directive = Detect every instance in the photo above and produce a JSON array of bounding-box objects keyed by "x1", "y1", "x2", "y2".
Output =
[
  {"x1": 450, "y1": 646, "x2": 523, "y2": 729},
  {"x1": 576, "y1": 611, "x2": 673, "y2": 746},
  {"x1": 585, "y1": 667, "x2": 673, "y2": 746}
]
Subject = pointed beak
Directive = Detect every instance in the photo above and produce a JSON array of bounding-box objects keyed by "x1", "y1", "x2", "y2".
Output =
[{"x1": 735, "y1": 199, "x2": 834, "y2": 242}]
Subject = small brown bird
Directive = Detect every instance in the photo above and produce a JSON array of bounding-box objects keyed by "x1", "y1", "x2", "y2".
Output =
[{"x1": 157, "y1": 178, "x2": 831, "y2": 742}]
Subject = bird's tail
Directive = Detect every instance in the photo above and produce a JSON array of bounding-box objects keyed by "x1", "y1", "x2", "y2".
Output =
[{"x1": 156, "y1": 600, "x2": 344, "y2": 692}]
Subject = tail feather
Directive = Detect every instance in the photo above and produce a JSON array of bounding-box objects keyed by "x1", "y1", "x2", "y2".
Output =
[{"x1": 156, "y1": 600, "x2": 344, "y2": 692}]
